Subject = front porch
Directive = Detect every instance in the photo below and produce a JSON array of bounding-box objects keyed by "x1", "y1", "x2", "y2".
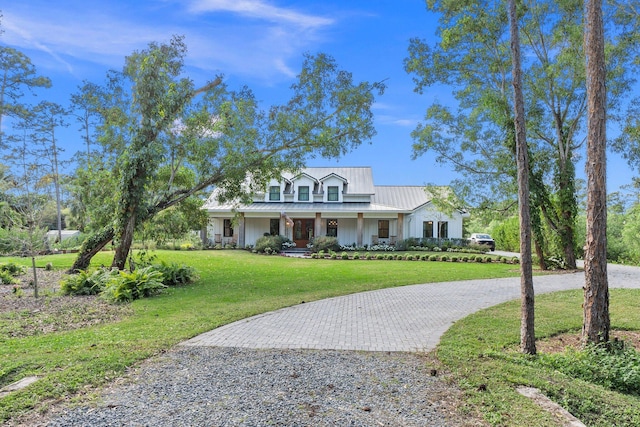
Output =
[{"x1": 206, "y1": 211, "x2": 406, "y2": 249}]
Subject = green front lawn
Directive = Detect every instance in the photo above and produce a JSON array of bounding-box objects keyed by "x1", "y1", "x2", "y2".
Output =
[
  {"x1": 439, "y1": 289, "x2": 640, "y2": 426},
  {"x1": 0, "y1": 250, "x2": 518, "y2": 422}
]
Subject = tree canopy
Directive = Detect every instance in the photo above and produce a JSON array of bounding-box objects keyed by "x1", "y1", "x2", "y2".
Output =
[{"x1": 68, "y1": 35, "x2": 385, "y2": 270}]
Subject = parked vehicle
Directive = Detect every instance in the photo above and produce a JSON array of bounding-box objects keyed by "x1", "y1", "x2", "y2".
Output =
[{"x1": 468, "y1": 233, "x2": 495, "y2": 251}]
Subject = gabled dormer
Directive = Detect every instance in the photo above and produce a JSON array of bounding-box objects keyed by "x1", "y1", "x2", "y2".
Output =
[
  {"x1": 320, "y1": 173, "x2": 348, "y2": 203},
  {"x1": 291, "y1": 172, "x2": 318, "y2": 203},
  {"x1": 264, "y1": 178, "x2": 286, "y2": 202}
]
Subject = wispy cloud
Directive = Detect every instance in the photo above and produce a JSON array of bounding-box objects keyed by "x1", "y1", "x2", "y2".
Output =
[
  {"x1": 2, "y1": 1, "x2": 337, "y2": 84},
  {"x1": 186, "y1": 0, "x2": 334, "y2": 28}
]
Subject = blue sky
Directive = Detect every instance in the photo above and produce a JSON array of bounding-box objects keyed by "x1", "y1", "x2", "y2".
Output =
[{"x1": 1, "y1": 0, "x2": 635, "y2": 193}]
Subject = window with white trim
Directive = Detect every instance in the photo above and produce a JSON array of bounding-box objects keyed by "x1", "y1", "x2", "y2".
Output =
[
  {"x1": 269, "y1": 186, "x2": 280, "y2": 201},
  {"x1": 298, "y1": 186, "x2": 309, "y2": 201},
  {"x1": 327, "y1": 186, "x2": 339, "y2": 201}
]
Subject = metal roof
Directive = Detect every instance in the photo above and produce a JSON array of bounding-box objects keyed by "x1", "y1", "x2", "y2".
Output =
[
  {"x1": 202, "y1": 168, "x2": 444, "y2": 213},
  {"x1": 283, "y1": 167, "x2": 375, "y2": 195},
  {"x1": 371, "y1": 186, "x2": 433, "y2": 210}
]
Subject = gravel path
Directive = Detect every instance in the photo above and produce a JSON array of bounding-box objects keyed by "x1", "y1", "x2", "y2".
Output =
[{"x1": 47, "y1": 347, "x2": 462, "y2": 426}]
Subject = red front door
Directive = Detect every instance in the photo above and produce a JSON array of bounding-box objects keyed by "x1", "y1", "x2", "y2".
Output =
[{"x1": 293, "y1": 218, "x2": 314, "y2": 248}]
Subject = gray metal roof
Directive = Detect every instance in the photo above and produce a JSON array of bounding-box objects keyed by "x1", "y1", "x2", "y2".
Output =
[
  {"x1": 283, "y1": 167, "x2": 375, "y2": 195},
  {"x1": 203, "y1": 168, "x2": 440, "y2": 213},
  {"x1": 371, "y1": 186, "x2": 433, "y2": 210},
  {"x1": 205, "y1": 201, "x2": 406, "y2": 213}
]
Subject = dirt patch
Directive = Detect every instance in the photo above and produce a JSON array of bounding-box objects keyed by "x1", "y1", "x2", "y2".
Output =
[
  {"x1": 0, "y1": 268, "x2": 133, "y2": 339},
  {"x1": 537, "y1": 330, "x2": 640, "y2": 353}
]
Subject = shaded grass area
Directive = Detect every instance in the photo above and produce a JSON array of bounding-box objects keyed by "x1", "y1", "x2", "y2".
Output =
[
  {"x1": 1, "y1": 250, "x2": 518, "y2": 422},
  {"x1": 438, "y1": 289, "x2": 640, "y2": 426}
]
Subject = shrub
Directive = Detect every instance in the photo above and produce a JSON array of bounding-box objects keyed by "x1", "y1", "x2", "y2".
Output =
[
  {"x1": 0, "y1": 270, "x2": 18, "y2": 285},
  {"x1": 311, "y1": 236, "x2": 340, "y2": 253},
  {"x1": 45, "y1": 262, "x2": 54, "y2": 271},
  {"x1": 537, "y1": 343, "x2": 640, "y2": 395},
  {"x1": 484, "y1": 256, "x2": 492, "y2": 263},
  {"x1": 154, "y1": 261, "x2": 199, "y2": 286},
  {"x1": 512, "y1": 257, "x2": 520, "y2": 264},
  {"x1": 441, "y1": 255, "x2": 449, "y2": 262},
  {"x1": 365, "y1": 252, "x2": 371, "y2": 260},
  {"x1": 420, "y1": 254, "x2": 427, "y2": 261},
  {"x1": 330, "y1": 252, "x2": 337, "y2": 259},
  {"x1": 254, "y1": 235, "x2": 285, "y2": 254},
  {"x1": 405, "y1": 254, "x2": 413, "y2": 261},
  {"x1": 475, "y1": 256, "x2": 484, "y2": 263},
  {"x1": 429, "y1": 255, "x2": 438, "y2": 261},
  {"x1": 61, "y1": 268, "x2": 115, "y2": 296},
  {"x1": 376, "y1": 254, "x2": 384, "y2": 260},
  {"x1": 0, "y1": 262, "x2": 26, "y2": 276},
  {"x1": 353, "y1": 252, "x2": 360, "y2": 260},
  {"x1": 341, "y1": 251, "x2": 349, "y2": 260},
  {"x1": 450, "y1": 256, "x2": 458, "y2": 262},
  {"x1": 102, "y1": 266, "x2": 166, "y2": 303},
  {"x1": 462, "y1": 256, "x2": 468, "y2": 262}
]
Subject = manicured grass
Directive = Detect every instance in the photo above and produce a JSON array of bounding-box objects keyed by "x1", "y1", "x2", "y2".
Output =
[
  {"x1": 0, "y1": 249, "x2": 518, "y2": 422},
  {"x1": 438, "y1": 289, "x2": 640, "y2": 426}
]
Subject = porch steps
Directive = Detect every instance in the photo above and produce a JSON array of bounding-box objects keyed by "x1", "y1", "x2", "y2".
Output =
[{"x1": 281, "y1": 248, "x2": 311, "y2": 258}]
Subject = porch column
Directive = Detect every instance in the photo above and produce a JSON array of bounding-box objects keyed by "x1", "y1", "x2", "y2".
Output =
[
  {"x1": 315, "y1": 213, "x2": 322, "y2": 238},
  {"x1": 238, "y1": 213, "x2": 246, "y2": 248},
  {"x1": 357, "y1": 213, "x2": 363, "y2": 247},
  {"x1": 397, "y1": 213, "x2": 404, "y2": 242},
  {"x1": 280, "y1": 215, "x2": 286, "y2": 236}
]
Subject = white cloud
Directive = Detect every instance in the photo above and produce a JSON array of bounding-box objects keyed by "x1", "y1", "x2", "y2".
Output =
[
  {"x1": 2, "y1": 1, "x2": 337, "y2": 84},
  {"x1": 186, "y1": 0, "x2": 334, "y2": 28}
]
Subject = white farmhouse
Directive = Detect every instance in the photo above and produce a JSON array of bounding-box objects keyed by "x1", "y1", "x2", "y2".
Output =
[{"x1": 202, "y1": 167, "x2": 468, "y2": 248}]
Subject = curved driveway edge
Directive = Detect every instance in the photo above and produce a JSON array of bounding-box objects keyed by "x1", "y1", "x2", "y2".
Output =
[{"x1": 182, "y1": 264, "x2": 640, "y2": 353}]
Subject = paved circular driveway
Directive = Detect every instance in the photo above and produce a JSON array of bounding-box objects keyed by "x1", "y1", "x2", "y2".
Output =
[{"x1": 182, "y1": 263, "x2": 640, "y2": 352}]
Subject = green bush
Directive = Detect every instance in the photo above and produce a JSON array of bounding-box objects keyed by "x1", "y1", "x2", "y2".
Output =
[
  {"x1": 102, "y1": 266, "x2": 166, "y2": 303},
  {"x1": 450, "y1": 256, "x2": 458, "y2": 262},
  {"x1": 376, "y1": 254, "x2": 384, "y2": 260},
  {"x1": 484, "y1": 256, "x2": 492, "y2": 263},
  {"x1": 429, "y1": 255, "x2": 438, "y2": 261},
  {"x1": 0, "y1": 262, "x2": 26, "y2": 276},
  {"x1": 365, "y1": 252, "x2": 371, "y2": 260},
  {"x1": 310, "y1": 236, "x2": 340, "y2": 253},
  {"x1": 341, "y1": 251, "x2": 349, "y2": 260},
  {"x1": 254, "y1": 235, "x2": 285, "y2": 253},
  {"x1": 537, "y1": 343, "x2": 640, "y2": 395},
  {"x1": 154, "y1": 261, "x2": 199, "y2": 286},
  {"x1": 0, "y1": 270, "x2": 18, "y2": 285},
  {"x1": 353, "y1": 252, "x2": 360, "y2": 260},
  {"x1": 60, "y1": 268, "x2": 115, "y2": 296},
  {"x1": 441, "y1": 255, "x2": 449, "y2": 262},
  {"x1": 475, "y1": 256, "x2": 484, "y2": 263}
]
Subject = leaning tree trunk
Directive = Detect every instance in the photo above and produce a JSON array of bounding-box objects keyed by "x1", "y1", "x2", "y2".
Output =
[
  {"x1": 69, "y1": 226, "x2": 115, "y2": 273},
  {"x1": 112, "y1": 214, "x2": 137, "y2": 270},
  {"x1": 582, "y1": 0, "x2": 609, "y2": 345}
]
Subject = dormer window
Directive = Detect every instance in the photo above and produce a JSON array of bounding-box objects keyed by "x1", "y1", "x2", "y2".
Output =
[
  {"x1": 327, "y1": 186, "x2": 339, "y2": 202},
  {"x1": 269, "y1": 186, "x2": 280, "y2": 201},
  {"x1": 298, "y1": 186, "x2": 310, "y2": 201}
]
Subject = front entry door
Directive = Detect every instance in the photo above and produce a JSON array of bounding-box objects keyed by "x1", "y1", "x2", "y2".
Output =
[{"x1": 293, "y1": 218, "x2": 314, "y2": 248}]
